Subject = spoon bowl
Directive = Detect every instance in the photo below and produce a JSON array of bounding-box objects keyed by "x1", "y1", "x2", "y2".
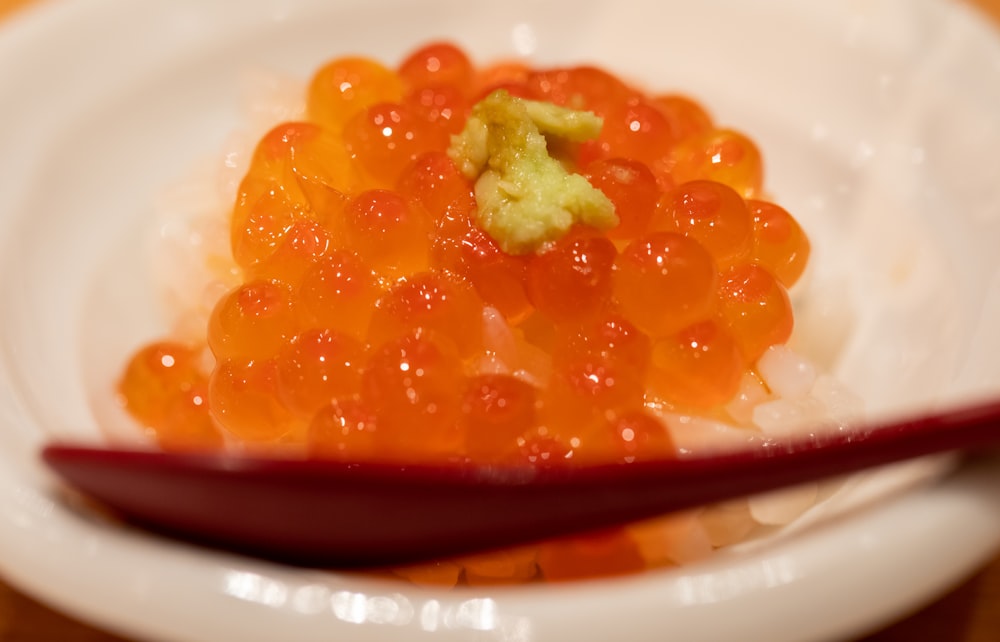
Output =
[{"x1": 42, "y1": 399, "x2": 1000, "y2": 567}]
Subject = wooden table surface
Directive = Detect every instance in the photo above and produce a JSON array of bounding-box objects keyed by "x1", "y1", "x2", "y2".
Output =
[{"x1": 1, "y1": 0, "x2": 999, "y2": 640}]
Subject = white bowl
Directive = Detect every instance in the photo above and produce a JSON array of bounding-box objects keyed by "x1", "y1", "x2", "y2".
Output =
[{"x1": 1, "y1": 0, "x2": 1000, "y2": 640}]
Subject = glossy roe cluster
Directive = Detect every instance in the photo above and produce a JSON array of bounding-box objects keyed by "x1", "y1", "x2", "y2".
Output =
[{"x1": 118, "y1": 42, "x2": 811, "y2": 584}]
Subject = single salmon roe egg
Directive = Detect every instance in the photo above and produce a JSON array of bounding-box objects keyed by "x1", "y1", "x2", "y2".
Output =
[
  {"x1": 584, "y1": 158, "x2": 661, "y2": 240},
  {"x1": 578, "y1": 98, "x2": 675, "y2": 169},
  {"x1": 343, "y1": 102, "x2": 446, "y2": 187},
  {"x1": 392, "y1": 561, "x2": 464, "y2": 588},
  {"x1": 536, "y1": 529, "x2": 646, "y2": 581},
  {"x1": 307, "y1": 397, "x2": 379, "y2": 459},
  {"x1": 472, "y1": 61, "x2": 532, "y2": 100},
  {"x1": 231, "y1": 188, "x2": 310, "y2": 271},
  {"x1": 158, "y1": 381, "x2": 224, "y2": 452},
  {"x1": 431, "y1": 194, "x2": 532, "y2": 322},
  {"x1": 604, "y1": 410, "x2": 676, "y2": 463},
  {"x1": 657, "y1": 180, "x2": 753, "y2": 268},
  {"x1": 342, "y1": 189, "x2": 431, "y2": 278},
  {"x1": 244, "y1": 122, "x2": 359, "y2": 208},
  {"x1": 396, "y1": 151, "x2": 473, "y2": 221},
  {"x1": 651, "y1": 94, "x2": 713, "y2": 142},
  {"x1": 460, "y1": 374, "x2": 538, "y2": 462},
  {"x1": 207, "y1": 279, "x2": 298, "y2": 362},
  {"x1": 671, "y1": 128, "x2": 763, "y2": 198},
  {"x1": 209, "y1": 359, "x2": 291, "y2": 442},
  {"x1": 276, "y1": 329, "x2": 365, "y2": 417},
  {"x1": 647, "y1": 320, "x2": 744, "y2": 409},
  {"x1": 398, "y1": 42, "x2": 474, "y2": 93},
  {"x1": 367, "y1": 271, "x2": 485, "y2": 358},
  {"x1": 541, "y1": 350, "x2": 645, "y2": 438},
  {"x1": 747, "y1": 199, "x2": 811, "y2": 288},
  {"x1": 515, "y1": 311, "x2": 559, "y2": 357},
  {"x1": 118, "y1": 341, "x2": 206, "y2": 429},
  {"x1": 527, "y1": 66, "x2": 633, "y2": 116},
  {"x1": 556, "y1": 312, "x2": 652, "y2": 376},
  {"x1": 360, "y1": 331, "x2": 465, "y2": 459},
  {"x1": 461, "y1": 547, "x2": 540, "y2": 585},
  {"x1": 612, "y1": 232, "x2": 717, "y2": 337},
  {"x1": 298, "y1": 250, "x2": 381, "y2": 339},
  {"x1": 525, "y1": 226, "x2": 617, "y2": 325},
  {"x1": 403, "y1": 84, "x2": 469, "y2": 138},
  {"x1": 247, "y1": 219, "x2": 332, "y2": 286},
  {"x1": 716, "y1": 264, "x2": 794, "y2": 363},
  {"x1": 575, "y1": 409, "x2": 675, "y2": 464},
  {"x1": 307, "y1": 57, "x2": 404, "y2": 130}
]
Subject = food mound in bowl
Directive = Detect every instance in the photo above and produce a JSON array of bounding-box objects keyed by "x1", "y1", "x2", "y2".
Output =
[{"x1": 116, "y1": 42, "x2": 853, "y2": 585}]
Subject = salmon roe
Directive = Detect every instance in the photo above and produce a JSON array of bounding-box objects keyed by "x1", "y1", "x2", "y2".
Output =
[{"x1": 118, "y1": 42, "x2": 812, "y2": 585}]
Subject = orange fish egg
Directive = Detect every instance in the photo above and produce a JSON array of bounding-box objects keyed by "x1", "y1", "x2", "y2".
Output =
[
  {"x1": 307, "y1": 57, "x2": 403, "y2": 130},
  {"x1": 612, "y1": 231, "x2": 717, "y2": 337}
]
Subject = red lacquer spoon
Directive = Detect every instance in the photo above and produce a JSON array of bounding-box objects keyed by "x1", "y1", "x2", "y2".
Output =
[{"x1": 42, "y1": 399, "x2": 1000, "y2": 567}]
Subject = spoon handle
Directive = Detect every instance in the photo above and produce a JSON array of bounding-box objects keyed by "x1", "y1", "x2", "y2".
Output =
[{"x1": 42, "y1": 400, "x2": 1000, "y2": 566}]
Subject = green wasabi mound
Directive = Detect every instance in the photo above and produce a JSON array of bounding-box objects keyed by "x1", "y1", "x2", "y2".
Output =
[{"x1": 447, "y1": 90, "x2": 618, "y2": 255}]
